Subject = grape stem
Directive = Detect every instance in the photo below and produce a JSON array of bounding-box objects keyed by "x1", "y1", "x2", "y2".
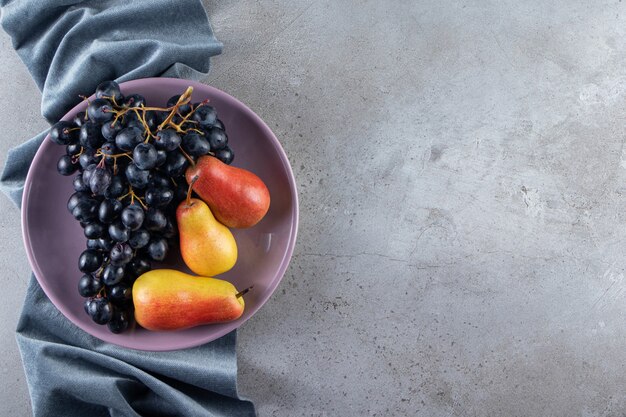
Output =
[
  {"x1": 70, "y1": 147, "x2": 85, "y2": 164},
  {"x1": 169, "y1": 123, "x2": 201, "y2": 135},
  {"x1": 132, "y1": 192, "x2": 148, "y2": 210},
  {"x1": 79, "y1": 95, "x2": 91, "y2": 105},
  {"x1": 118, "y1": 187, "x2": 148, "y2": 210},
  {"x1": 136, "y1": 197, "x2": 148, "y2": 210},
  {"x1": 94, "y1": 263, "x2": 106, "y2": 278},
  {"x1": 178, "y1": 146, "x2": 195, "y2": 166},
  {"x1": 105, "y1": 152, "x2": 133, "y2": 159},
  {"x1": 170, "y1": 98, "x2": 206, "y2": 129},
  {"x1": 110, "y1": 112, "x2": 124, "y2": 127},
  {"x1": 128, "y1": 107, "x2": 157, "y2": 141},
  {"x1": 118, "y1": 190, "x2": 132, "y2": 200},
  {"x1": 158, "y1": 86, "x2": 193, "y2": 131},
  {"x1": 123, "y1": 105, "x2": 175, "y2": 112},
  {"x1": 96, "y1": 286, "x2": 107, "y2": 298},
  {"x1": 101, "y1": 94, "x2": 121, "y2": 107},
  {"x1": 94, "y1": 150, "x2": 132, "y2": 175}
]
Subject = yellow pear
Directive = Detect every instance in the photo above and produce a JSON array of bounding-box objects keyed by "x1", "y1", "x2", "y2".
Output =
[{"x1": 176, "y1": 188, "x2": 237, "y2": 276}]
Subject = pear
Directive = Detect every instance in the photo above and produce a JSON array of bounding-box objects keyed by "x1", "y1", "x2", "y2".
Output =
[
  {"x1": 133, "y1": 269, "x2": 248, "y2": 331},
  {"x1": 177, "y1": 180, "x2": 238, "y2": 276},
  {"x1": 186, "y1": 155, "x2": 270, "y2": 229}
]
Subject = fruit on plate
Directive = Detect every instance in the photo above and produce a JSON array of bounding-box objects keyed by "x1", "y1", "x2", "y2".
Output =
[
  {"x1": 186, "y1": 155, "x2": 270, "y2": 228},
  {"x1": 177, "y1": 178, "x2": 238, "y2": 276},
  {"x1": 48, "y1": 80, "x2": 237, "y2": 333},
  {"x1": 132, "y1": 269, "x2": 248, "y2": 331}
]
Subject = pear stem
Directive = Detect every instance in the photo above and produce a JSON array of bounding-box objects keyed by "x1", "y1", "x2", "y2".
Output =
[
  {"x1": 235, "y1": 286, "x2": 254, "y2": 299},
  {"x1": 185, "y1": 175, "x2": 199, "y2": 207}
]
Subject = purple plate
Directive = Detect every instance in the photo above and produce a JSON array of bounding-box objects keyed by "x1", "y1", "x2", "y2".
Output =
[{"x1": 21, "y1": 78, "x2": 298, "y2": 351}]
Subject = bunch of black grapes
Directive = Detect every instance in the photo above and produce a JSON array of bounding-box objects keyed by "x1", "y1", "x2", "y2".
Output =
[{"x1": 49, "y1": 81, "x2": 234, "y2": 333}]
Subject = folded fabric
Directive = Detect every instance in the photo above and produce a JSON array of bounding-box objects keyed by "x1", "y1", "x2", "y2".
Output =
[{"x1": 0, "y1": 1, "x2": 256, "y2": 416}]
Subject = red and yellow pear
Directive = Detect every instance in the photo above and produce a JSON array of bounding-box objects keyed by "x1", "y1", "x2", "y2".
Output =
[
  {"x1": 133, "y1": 269, "x2": 248, "y2": 331},
  {"x1": 185, "y1": 155, "x2": 270, "y2": 229}
]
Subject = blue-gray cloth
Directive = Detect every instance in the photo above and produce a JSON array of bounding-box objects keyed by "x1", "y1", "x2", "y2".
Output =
[{"x1": 0, "y1": 1, "x2": 256, "y2": 416}]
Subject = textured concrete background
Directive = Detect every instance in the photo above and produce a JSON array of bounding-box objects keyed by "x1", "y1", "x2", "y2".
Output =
[{"x1": 3, "y1": 0, "x2": 626, "y2": 416}]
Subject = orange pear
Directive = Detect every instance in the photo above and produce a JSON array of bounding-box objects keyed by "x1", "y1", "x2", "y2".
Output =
[{"x1": 133, "y1": 269, "x2": 247, "y2": 331}]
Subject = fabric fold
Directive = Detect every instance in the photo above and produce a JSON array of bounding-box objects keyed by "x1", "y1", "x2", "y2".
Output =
[{"x1": 0, "y1": 0, "x2": 222, "y2": 123}]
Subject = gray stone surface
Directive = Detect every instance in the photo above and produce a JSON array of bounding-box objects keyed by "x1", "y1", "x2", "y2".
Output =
[{"x1": 3, "y1": 0, "x2": 626, "y2": 415}]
